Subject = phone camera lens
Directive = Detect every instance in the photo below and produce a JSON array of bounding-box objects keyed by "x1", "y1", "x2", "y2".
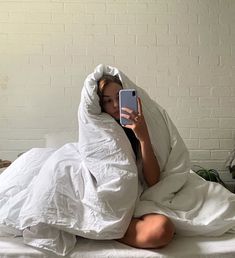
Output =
[{"x1": 132, "y1": 91, "x2": 135, "y2": 96}]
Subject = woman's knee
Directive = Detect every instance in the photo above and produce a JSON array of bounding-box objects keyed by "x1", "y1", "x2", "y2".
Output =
[
  {"x1": 142, "y1": 214, "x2": 175, "y2": 248},
  {"x1": 155, "y1": 215, "x2": 175, "y2": 247}
]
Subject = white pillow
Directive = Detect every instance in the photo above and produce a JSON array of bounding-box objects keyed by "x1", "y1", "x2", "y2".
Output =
[{"x1": 44, "y1": 131, "x2": 77, "y2": 148}]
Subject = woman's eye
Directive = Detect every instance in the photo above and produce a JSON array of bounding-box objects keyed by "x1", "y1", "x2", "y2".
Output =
[{"x1": 103, "y1": 99, "x2": 112, "y2": 104}]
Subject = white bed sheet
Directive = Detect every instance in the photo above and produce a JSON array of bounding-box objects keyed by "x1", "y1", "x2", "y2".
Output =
[{"x1": 0, "y1": 234, "x2": 235, "y2": 258}]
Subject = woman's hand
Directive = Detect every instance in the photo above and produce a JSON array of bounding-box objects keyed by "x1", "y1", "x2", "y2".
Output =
[{"x1": 120, "y1": 97, "x2": 149, "y2": 143}]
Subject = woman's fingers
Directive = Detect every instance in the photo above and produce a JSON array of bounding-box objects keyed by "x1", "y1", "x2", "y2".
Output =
[
  {"x1": 121, "y1": 107, "x2": 136, "y2": 115},
  {"x1": 137, "y1": 97, "x2": 143, "y2": 115},
  {"x1": 120, "y1": 111, "x2": 141, "y2": 125},
  {"x1": 120, "y1": 112, "x2": 134, "y2": 121}
]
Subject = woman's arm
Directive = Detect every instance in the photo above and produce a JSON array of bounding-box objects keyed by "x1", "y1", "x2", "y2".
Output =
[
  {"x1": 139, "y1": 132, "x2": 160, "y2": 186},
  {"x1": 121, "y1": 98, "x2": 160, "y2": 187}
]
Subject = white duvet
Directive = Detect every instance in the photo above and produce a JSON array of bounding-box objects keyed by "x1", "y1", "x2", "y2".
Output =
[{"x1": 0, "y1": 64, "x2": 235, "y2": 256}]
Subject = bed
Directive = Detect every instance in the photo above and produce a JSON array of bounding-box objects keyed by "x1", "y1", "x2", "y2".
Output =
[
  {"x1": 13, "y1": 131, "x2": 230, "y2": 258},
  {"x1": 1, "y1": 234, "x2": 235, "y2": 258},
  {"x1": 0, "y1": 131, "x2": 235, "y2": 258},
  {"x1": 1, "y1": 133, "x2": 235, "y2": 257}
]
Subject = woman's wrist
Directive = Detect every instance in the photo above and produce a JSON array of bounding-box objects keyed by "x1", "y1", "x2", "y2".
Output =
[{"x1": 139, "y1": 132, "x2": 151, "y2": 145}]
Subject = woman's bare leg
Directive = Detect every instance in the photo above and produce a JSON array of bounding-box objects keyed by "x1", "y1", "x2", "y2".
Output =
[{"x1": 118, "y1": 214, "x2": 175, "y2": 249}]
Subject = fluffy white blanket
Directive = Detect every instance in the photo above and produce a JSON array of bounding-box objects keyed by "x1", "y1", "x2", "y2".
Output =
[
  {"x1": 0, "y1": 64, "x2": 235, "y2": 256},
  {"x1": 0, "y1": 65, "x2": 138, "y2": 255}
]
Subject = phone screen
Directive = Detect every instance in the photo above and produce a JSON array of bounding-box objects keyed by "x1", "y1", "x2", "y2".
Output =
[{"x1": 119, "y1": 89, "x2": 137, "y2": 126}]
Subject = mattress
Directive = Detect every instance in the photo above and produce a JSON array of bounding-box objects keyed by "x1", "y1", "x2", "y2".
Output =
[{"x1": 0, "y1": 234, "x2": 235, "y2": 258}]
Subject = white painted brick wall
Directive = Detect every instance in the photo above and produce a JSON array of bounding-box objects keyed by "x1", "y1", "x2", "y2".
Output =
[{"x1": 0, "y1": 0, "x2": 235, "y2": 179}]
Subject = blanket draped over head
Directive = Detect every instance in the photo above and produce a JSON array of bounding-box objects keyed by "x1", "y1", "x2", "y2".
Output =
[{"x1": 0, "y1": 64, "x2": 235, "y2": 256}]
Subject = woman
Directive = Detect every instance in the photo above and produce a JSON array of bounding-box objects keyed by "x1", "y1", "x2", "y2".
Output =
[{"x1": 97, "y1": 75, "x2": 175, "y2": 249}]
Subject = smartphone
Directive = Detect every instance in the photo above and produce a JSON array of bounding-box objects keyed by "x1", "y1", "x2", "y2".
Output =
[{"x1": 119, "y1": 89, "x2": 138, "y2": 126}]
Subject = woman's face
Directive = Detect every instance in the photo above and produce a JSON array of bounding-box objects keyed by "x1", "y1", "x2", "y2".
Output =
[{"x1": 101, "y1": 82, "x2": 122, "y2": 120}]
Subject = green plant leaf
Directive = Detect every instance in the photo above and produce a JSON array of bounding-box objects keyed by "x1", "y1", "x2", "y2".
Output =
[{"x1": 192, "y1": 165, "x2": 226, "y2": 187}]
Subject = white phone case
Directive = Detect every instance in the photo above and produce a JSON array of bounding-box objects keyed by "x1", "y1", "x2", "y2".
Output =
[{"x1": 119, "y1": 89, "x2": 137, "y2": 126}]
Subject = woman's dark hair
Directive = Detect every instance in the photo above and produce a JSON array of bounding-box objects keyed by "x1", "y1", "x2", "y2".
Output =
[
  {"x1": 97, "y1": 74, "x2": 123, "y2": 101},
  {"x1": 97, "y1": 75, "x2": 123, "y2": 112}
]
